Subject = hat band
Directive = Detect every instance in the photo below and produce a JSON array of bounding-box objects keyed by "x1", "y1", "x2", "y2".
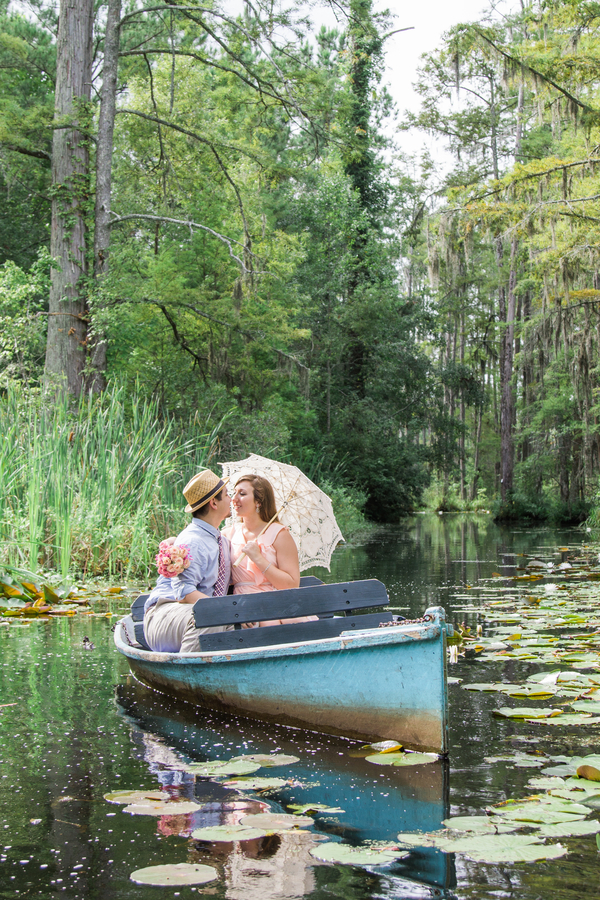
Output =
[{"x1": 188, "y1": 479, "x2": 226, "y2": 512}]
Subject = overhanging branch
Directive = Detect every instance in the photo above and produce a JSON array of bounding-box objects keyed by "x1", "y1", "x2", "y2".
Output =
[
  {"x1": 116, "y1": 107, "x2": 268, "y2": 167},
  {"x1": 0, "y1": 141, "x2": 51, "y2": 161},
  {"x1": 473, "y1": 26, "x2": 598, "y2": 118},
  {"x1": 109, "y1": 212, "x2": 252, "y2": 270}
]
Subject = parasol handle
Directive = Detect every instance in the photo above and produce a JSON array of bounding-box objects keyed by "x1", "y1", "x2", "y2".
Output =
[
  {"x1": 232, "y1": 509, "x2": 280, "y2": 567},
  {"x1": 231, "y1": 473, "x2": 301, "y2": 569}
]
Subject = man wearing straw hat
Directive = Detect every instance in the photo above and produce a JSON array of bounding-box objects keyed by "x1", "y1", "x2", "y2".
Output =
[{"x1": 144, "y1": 469, "x2": 233, "y2": 653}]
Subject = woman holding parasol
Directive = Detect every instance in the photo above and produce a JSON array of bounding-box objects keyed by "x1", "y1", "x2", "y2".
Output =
[{"x1": 224, "y1": 474, "x2": 315, "y2": 626}]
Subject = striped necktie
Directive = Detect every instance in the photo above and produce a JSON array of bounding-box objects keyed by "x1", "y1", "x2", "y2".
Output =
[{"x1": 213, "y1": 533, "x2": 228, "y2": 597}]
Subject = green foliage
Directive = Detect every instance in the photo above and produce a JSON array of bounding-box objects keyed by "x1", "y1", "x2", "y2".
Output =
[
  {"x1": 493, "y1": 495, "x2": 590, "y2": 525},
  {"x1": 0, "y1": 0, "x2": 54, "y2": 266},
  {"x1": 0, "y1": 250, "x2": 50, "y2": 382},
  {"x1": 318, "y1": 480, "x2": 368, "y2": 539},
  {"x1": 0, "y1": 382, "x2": 224, "y2": 578}
]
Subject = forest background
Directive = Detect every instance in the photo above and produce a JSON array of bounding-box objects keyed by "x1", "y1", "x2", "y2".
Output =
[{"x1": 1, "y1": 0, "x2": 599, "y2": 580}]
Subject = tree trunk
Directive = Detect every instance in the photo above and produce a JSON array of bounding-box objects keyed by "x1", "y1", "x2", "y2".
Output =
[
  {"x1": 558, "y1": 429, "x2": 571, "y2": 503},
  {"x1": 89, "y1": 0, "x2": 122, "y2": 391},
  {"x1": 500, "y1": 237, "x2": 518, "y2": 500},
  {"x1": 459, "y1": 307, "x2": 466, "y2": 501},
  {"x1": 45, "y1": 0, "x2": 94, "y2": 395},
  {"x1": 499, "y1": 84, "x2": 524, "y2": 502},
  {"x1": 469, "y1": 359, "x2": 486, "y2": 502}
]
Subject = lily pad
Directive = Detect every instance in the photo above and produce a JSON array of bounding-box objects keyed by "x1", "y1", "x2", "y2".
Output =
[
  {"x1": 185, "y1": 759, "x2": 260, "y2": 777},
  {"x1": 309, "y1": 842, "x2": 406, "y2": 866},
  {"x1": 288, "y1": 803, "x2": 345, "y2": 815},
  {"x1": 123, "y1": 800, "x2": 202, "y2": 816},
  {"x1": 191, "y1": 824, "x2": 268, "y2": 842},
  {"x1": 490, "y1": 801, "x2": 588, "y2": 824},
  {"x1": 493, "y1": 707, "x2": 562, "y2": 719},
  {"x1": 240, "y1": 812, "x2": 313, "y2": 830},
  {"x1": 230, "y1": 753, "x2": 299, "y2": 767},
  {"x1": 485, "y1": 753, "x2": 546, "y2": 768},
  {"x1": 130, "y1": 863, "x2": 218, "y2": 886},
  {"x1": 436, "y1": 834, "x2": 567, "y2": 863},
  {"x1": 223, "y1": 777, "x2": 287, "y2": 790},
  {"x1": 398, "y1": 831, "x2": 566, "y2": 861},
  {"x1": 366, "y1": 741, "x2": 403, "y2": 752},
  {"x1": 442, "y1": 816, "x2": 518, "y2": 833},
  {"x1": 576, "y1": 765, "x2": 600, "y2": 781},
  {"x1": 505, "y1": 686, "x2": 558, "y2": 699},
  {"x1": 396, "y1": 831, "x2": 441, "y2": 848},
  {"x1": 537, "y1": 819, "x2": 600, "y2": 837},
  {"x1": 462, "y1": 683, "x2": 507, "y2": 692},
  {"x1": 104, "y1": 790, "x2": 164, "y2": 805},
  {"x1": 527, "y1": 714, "x2": 600, "y2": 726},
  {"x1": 527, "y1": 776, "x2": 566, "y2": 790},
  {"x1": 570, "y1": 702, "x2": 600, "y2": 714},
  {"x1": 365, "y1": 751, "x2": 438, "y2": 766}
]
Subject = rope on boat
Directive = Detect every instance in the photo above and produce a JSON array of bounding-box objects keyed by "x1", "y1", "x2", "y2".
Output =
[{"x1": 378, "y1": 614, "x2": 432, "y2": 628}]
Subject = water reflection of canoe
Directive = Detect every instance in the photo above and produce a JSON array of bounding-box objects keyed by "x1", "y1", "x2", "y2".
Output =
[
  {"x1": 115, "y1": 682, "x2": 455, "y2": 893},
  {"x1": 114, "y1": 590, "x2": 451, "y2": 753}
]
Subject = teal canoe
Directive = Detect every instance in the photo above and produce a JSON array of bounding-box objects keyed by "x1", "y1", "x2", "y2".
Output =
[{"x1": 115, "y1": 602, "x2": 451, "y2": 753}]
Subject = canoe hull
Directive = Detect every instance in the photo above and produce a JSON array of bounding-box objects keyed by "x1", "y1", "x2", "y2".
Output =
[{"x1": 116, "y1": 607, "x2": 450, "y2": 752}]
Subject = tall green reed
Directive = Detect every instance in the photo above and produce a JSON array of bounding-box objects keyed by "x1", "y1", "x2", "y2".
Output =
[{"x1": 0, "y1": 382, "x2": 225, "y2": 579}]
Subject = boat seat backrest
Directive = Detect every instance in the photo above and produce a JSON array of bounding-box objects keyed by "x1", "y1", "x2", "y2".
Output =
[
  {"x1": 192, "y1": 579, "x2": 392, "y2": 652},
  {"x1": 133, "y1": 621, "x2": 152, "y2": 651},
  {"x1": 193, "y1": 579, "x2": 389, "y2": 628},
  {"x1": 131, "y1": 593, "x2": 149, "y2": 623},
  {"x1": 129, "y1": 578, "x2": 323, "y2": 621}
]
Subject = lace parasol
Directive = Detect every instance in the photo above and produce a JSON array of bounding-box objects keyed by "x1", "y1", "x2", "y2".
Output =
[{"x1": 220, "y1": 454, "x2": 344, "y2": 571}]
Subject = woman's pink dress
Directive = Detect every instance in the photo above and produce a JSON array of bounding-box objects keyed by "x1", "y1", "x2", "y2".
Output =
[{"x1": 230, "y1": 522, "x2": 286, "y2": 594}]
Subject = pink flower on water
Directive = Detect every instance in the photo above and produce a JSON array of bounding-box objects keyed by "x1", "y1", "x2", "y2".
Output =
[{"x1": 155, "y1": 542, "x2": 192, "y2": 577}]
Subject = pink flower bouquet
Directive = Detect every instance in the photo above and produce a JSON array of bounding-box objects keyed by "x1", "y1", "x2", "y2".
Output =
[{"x1": 155, "y1": 541, "x2": 192, "y2": 577}]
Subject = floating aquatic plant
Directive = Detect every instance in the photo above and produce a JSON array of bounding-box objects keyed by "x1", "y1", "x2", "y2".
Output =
[
  {"x1": 130, "y1": 863, "x2": 218, "y2": 885},
  {"x1": 191, "y1": 824, "x2": 268, "y2": 842},
  {"x1": 309, "y1": 842, "x2": 406, "y2": 866}
]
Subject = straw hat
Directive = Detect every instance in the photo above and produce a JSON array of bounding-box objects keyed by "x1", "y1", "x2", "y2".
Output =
[{"x1": 183, "y1": 469, "x2": 229, "y2": 513}]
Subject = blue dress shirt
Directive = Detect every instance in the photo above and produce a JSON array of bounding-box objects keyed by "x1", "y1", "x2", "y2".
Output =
[{"x1": 144, "y1": 519, "x2": 231, "y2": 613}]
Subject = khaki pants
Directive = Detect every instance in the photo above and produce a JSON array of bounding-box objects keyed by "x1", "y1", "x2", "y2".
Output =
[{"x1": 144, "y1": 596, "x2": 232, "y2": 653}]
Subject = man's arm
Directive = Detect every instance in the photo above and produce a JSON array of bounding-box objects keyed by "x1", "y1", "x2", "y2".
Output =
[
  {"x1": 171, "y1": 538, "x2": 209, "y2": 603},
  {"x1": 177, "y1": 589, "x2": 208, "y2": 604}
]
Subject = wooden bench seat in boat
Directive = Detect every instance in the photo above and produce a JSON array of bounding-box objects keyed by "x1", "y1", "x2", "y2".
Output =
[
  {"x1": 193, "y1": 578, "x2": 394, "y2": 651},
  {"x1": 129, "y1": 577, "x2": 397, "y2": 652}
]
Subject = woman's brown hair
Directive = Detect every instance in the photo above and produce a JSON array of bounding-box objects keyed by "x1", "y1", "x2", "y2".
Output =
[{"x1": 236, "y1": 475, "x2": 278, "y2": 523}]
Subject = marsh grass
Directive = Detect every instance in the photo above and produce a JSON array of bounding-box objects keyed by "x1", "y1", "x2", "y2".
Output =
[{"x1": 0, "y1": 383, "x2": 223, "y2": 579}]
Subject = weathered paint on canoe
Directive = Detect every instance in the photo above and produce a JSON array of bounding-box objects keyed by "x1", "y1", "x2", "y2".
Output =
[{"x1": 115, "y1": 606, "x2": 450, "y2": 752}]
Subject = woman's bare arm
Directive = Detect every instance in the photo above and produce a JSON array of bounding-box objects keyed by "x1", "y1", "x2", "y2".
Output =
[{"x1": 243, "y1": 529, "x2": 300, "y2": 591}]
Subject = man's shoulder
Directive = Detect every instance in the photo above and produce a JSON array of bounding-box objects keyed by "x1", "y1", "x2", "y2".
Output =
[{"x1": 177, "y1": 519, "x2": 214, "y2": 550}]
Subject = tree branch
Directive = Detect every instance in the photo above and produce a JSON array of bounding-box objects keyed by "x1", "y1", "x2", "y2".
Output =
[
  {"x1": 110, "y1": 296, "x2": 308, "y2": 378},
  {"x1": 0, "y1": 141, "x2": 51, "y2": 161},
  {"x1": 119, "y1": 48, "x2": 286, "y2": 109},
  {"x1": 157, "y1": 302, "x2": 208, "y2": 378},
  {"x1": 116, "y1": 107, "x2": 268, "y2": 167},
  {"x1": 109, "y1": 212, "x2": 253, "y2": 271},
  {"x1": 473, "y1": 26, "x2": 598, "y2": 117},
  {"x1": 458, "y1": 157, "x2": 600, "y2": 203}
]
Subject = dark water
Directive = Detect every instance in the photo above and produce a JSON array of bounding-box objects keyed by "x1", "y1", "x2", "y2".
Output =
[{"x1": 0, "y1": 515, "x2": 595, "y2": 900}]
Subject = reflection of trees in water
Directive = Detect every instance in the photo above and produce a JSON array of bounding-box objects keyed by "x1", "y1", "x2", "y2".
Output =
[{"x1": 310, "y1": 515, "x2": 582, "y2": 619}]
